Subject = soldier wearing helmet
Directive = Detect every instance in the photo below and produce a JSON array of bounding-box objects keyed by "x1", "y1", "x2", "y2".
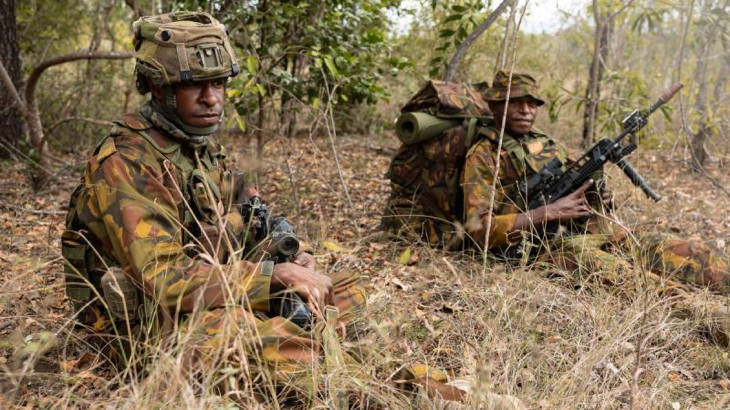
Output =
[{"x1": 61, "y1": 11, "x2": 366, "y2": 380}]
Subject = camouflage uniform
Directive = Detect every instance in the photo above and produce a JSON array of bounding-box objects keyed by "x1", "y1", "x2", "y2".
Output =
[
  {"x1": 62, "y1": 12, "x2": 366, "y2": 386},
  {"x1": 463, "y1": 71, "x2": 730, "y2": 308}
]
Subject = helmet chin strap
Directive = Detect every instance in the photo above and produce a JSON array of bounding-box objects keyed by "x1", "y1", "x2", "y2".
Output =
[{"x1": 158, "y1": 85, "x2": 219, "y2": 136}]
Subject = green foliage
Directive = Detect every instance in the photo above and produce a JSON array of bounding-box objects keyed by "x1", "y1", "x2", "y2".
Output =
[
  {"x1": 427, "y1": 1, "x2": 493, "y2": 78},
  {"x1": 178, "y1": 0, "x2": 406, "y2": 132},
  {"x1": 15, "y1": 0, "x2": 137, "y2": 152}
]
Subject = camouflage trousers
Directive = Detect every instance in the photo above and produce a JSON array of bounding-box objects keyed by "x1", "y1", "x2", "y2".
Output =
[
  {"x1": 90, "y1": 272, "x2": 365, "y2": 386},
  {"x1": 89, "y1": 270, "x2": 465, "y2": 403},
  {"x1": 541, "y1": 232, "x2": 730, "y2": 337},
  {"x1": 181, "y1": 271, "x2": 366, "y2": 375}
]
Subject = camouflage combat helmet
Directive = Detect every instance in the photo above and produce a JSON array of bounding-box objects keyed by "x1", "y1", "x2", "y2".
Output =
[
  {"x1": 483, "y1": 70, "x2": 545, "y2": 106},
  {"x1": 133, "y1": 11, "x2": 239, "y2": 94}
]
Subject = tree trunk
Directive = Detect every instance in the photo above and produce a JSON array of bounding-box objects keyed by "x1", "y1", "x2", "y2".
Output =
[
  {"x1": 0, "y1": 50, "x2": 132, "y2": 189},
  {"x1": 256, "y1": 0, "x2": 268, "y2": 160},
  {"x1": 690, "y1": 0, "x2": 716, "y2": 171},
  {"x1": 582, "y1": 1, "x2": 611, "y2": 148},
  {"x1": 0, "y1": 0, "x2": 23, "y2": 159}
]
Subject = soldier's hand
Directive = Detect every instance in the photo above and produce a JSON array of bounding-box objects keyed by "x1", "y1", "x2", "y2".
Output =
[
  {"x1": 545, "y1": 179, "x2": 594, "y2": 222},
  {"x1": 601, "y1": 188, "x2": 613, "y2": 207},
  {"x1": 293, "y1": 252, "x2": 316, "y2": 270},
  {"x1": 271, "y1": 262, "x2": 334, "y2": 311}
]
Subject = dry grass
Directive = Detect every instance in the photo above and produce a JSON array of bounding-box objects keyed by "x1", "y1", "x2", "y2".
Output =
[{"x1": 1, "y1": 132, "x2": 730, "y2": 409}]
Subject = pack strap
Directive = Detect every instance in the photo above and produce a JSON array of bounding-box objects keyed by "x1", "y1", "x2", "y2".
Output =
[{"x1": 465, "y1": 117, "x2": 479, "y2": 148}]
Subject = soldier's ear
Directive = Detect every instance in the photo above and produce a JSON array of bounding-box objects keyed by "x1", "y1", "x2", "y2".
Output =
[
  {"x1": 487, "y1": 100, "x2": 505, "y2": 116},
  {"x1": 147, "y1": 78, "x2": 164, "y2": 104}
]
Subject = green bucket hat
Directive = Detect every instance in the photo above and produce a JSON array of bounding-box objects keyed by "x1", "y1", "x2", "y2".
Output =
[{"x1": 483, "y1": 70, "x2": 545, "y2": 106}]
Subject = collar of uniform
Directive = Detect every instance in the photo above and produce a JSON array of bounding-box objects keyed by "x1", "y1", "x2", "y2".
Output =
[
  {"x1": 498, "y1": 130, "x2": 545, "y2": 156},
  {"x1": 140, "y1": 101, "x2": 212, "y2": 148}
]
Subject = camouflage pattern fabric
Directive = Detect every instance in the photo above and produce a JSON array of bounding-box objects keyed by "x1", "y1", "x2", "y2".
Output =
[
  {"x1": 401, "y1": 80, "x2": 491, "y2": 118},
  {"x1": 461, "y1": 124, "x2": 570, "y2": 249},
  {"x1": 383, "y1": 123, "x2": 475, "y2": 249},
  {"x1": 62, "y1": 104, "x2": 367, "y2": 381},
  {"x1": 462, "y1": 123, "x2": 730, "y2": 297},
  {"x1": 133, "y1": 11, "x2": 239, "y2": 92},
  {"x1": 383, "y1": 80, "x2": 494, "y2": 248},
  {"x1": 483, "y1": 70, "x2": 545, "y2": 106}
]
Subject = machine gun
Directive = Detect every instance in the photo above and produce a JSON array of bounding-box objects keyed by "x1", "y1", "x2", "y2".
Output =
[
  {"x1": 239, "y1": 194, "x2": 313, "y2": 331},
  {"x1": 518, "y1": 83, "x2": 683, "y2": 211}
]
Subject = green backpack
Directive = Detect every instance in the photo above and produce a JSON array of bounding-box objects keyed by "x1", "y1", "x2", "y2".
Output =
[{"x1": 382, "y1": 80, "x2": 493, "y2": 249}]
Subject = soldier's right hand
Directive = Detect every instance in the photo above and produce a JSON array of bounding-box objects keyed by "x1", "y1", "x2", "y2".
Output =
[
  {"x1": 271, "y1": 262, "x2": 334, "y2": 312},
  {"x1": 544, "y1": 179, "x2": 594, "y2": 222}
]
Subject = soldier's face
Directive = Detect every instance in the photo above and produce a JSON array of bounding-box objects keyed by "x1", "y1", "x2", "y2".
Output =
[
  {"x1": 490, "y1": 96, "x2": 538, "y2": 136},
  {"x1": 174, "y1": 79, "x2": 226, "y2": 127}
]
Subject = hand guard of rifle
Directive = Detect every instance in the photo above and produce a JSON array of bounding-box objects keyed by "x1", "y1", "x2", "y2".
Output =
[
  {"x1": 239, "y1": 195, "x2": 313, "y2": 331},
  {"x1": 518, "y1": 83, "x2": 683, "y2": 210}
]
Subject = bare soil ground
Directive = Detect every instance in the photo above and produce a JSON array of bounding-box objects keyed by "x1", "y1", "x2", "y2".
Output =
[{"x1": 1, "y1": 133, "x2": 730, "y2": 408}]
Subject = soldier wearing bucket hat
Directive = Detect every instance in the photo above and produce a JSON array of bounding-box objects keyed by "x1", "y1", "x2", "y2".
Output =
[
  {"x1": 461, "y1": 70, "x2": 730, "y2": 338},
  {"x1": 482, "y1": 70, "x2": 545, "y2": 105}
]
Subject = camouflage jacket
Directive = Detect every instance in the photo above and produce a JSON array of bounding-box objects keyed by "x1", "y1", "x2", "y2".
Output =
[
  {"x1": 63, "y1": 105, "x2": 271, "y2": 320},
  {"x1": 461, "y1": 124, "x2": 571, "y2": 250}
]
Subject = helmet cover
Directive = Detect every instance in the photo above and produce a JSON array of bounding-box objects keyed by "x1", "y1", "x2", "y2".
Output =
[{"x1": 133, "y1": 11, "x2": 239, "y2": 94}]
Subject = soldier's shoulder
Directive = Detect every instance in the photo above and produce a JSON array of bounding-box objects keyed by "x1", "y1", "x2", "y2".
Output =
[
  {"x1": 108, "y1": 113, "x2": 155, "y2": 154},
  {"x1": 110, "y1": 113, "x2": 180, "y2": 158},
  {"x1": 466, "y1": 133, "x2": 496, "y2": 158}
]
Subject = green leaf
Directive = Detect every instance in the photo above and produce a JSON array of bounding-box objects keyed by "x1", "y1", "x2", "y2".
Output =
[
  {"x1": 438, "y1": 29, "x2": 455, "y2": 38},
  {"x1": 255, "y1": 83, "x2": 266, "y2": 96},
  {"x1": 246, "y1": 55, "x2": 258, "y2": 74},
  {"x1": 235, "y1": 116, "x2": 246, "y2": 133},
  {"x1": 322, "y1": 240, "x2": 346, "y2": 252},
  {"x1": 444, "y1": 14, "x2": 463, "y2": 23},
  {"x1": 398, "y1": 247, "x2": 411, "y2": 264},
  {"x1": 324, "y1": 55, "x2": 339, "y2": 76},
  {"x1": 451, "y1": 5, "x2": 467, "y2": 12}
]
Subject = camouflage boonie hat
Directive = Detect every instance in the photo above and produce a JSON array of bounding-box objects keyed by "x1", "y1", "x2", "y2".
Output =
[
  {"x1": 483, "y1": 70, "x2": 545, "y2": 106},
  {"x1": 133, "y1": 11, "x2": 239, "y2": 94}
]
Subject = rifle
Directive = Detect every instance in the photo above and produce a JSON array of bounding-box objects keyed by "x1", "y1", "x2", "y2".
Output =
[
  {"x1": 239, "y1": 194, "x2": 313, "y2": 330},
  {"x1": 518, "y1": 83, "x2": 683, "y2": 211}
]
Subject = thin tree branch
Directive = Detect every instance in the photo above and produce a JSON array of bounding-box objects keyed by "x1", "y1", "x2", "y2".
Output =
[
  {"x1": 608, "y1": 0, "x2": 637, "y2": 21},
  {"x1": 45, "y1": 116, "x2": 114, "y2": 139},
  {"x1": 0, "y1": 59, "x2": 27, "y2": 116},
  {"x1": 24, "y1": 50, "x2": 134, "y2": 120},
  {"x1": 444, "y1": 0, "x2": 514, "y2": 82},
  {"x1": 482, "y1": 0, "x2": 529, "y2": 276},
  {"x1": 124, "y1": 0, "x2": 144, "y2": 18}
]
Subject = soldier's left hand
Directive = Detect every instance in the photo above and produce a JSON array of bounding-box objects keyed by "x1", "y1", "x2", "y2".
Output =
[{"x1": 293, "y1": 252, "x2": 316, "y2": 270}]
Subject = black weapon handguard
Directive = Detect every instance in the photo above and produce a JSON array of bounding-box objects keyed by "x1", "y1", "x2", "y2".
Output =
[{"x1": 616, "y1": 159, "x2": 661, "y2": 202}]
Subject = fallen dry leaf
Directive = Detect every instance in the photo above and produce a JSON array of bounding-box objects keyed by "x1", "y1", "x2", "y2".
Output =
[{"x1": 60, "y1": 351, "x2": 98, "y2": 374}]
